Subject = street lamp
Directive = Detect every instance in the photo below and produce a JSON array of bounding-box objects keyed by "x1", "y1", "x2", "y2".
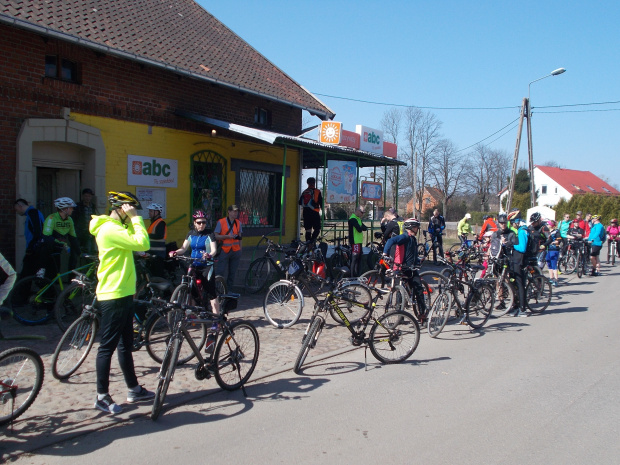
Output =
[{"x1": 526, "y1": 67, "x2": 566, "y2": 208}]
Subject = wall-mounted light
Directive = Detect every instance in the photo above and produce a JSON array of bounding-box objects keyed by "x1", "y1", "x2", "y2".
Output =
[{"x1": 211, "y1": 129, "x2": 217, "y2": 137}]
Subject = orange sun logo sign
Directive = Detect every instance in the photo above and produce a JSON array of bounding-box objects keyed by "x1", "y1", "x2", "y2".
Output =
[{"x1": 319, "y1": 121, "x2": 342, "y2": 144}]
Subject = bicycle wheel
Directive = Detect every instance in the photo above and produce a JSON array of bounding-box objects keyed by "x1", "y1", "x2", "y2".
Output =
[
  {"x1": 369, "y1": 310, "x2": 420, "y2": 363},
  {"x1": 420, "y1": 271, "x2": 450, "y2": 307},
  {"x1": 213, "y1": 321, "x2": 260, "y2": 391},
  {"x1": 329, "y1": 250, "x2": 349, "y2": 278},
  {"x1": 54, "y1": 282, "x2": 95, "y2": 332},
  {"x1": 465, "y1": 284, "x2": 494, "y2": 329},
  {"x1": 51, "y1": 315, "x2": 97, "y2": 380},
  {"x1": 293, "y1": 315, "x2": 324, "y2": 374},
  {"x1": 263, "y1": 280, "x2": 303, "y2": 328},
  {"x1": 366, "y1": 245, "x2": 381, "y2": 271},
  {"x1": 244, "y1": 258, "x2": 275, "y2": 294},
  {"x1": 329, "y1": 282, "x2": 372, "y2": 325},
  {"x1": 491, "y1": 280, "x2": 515, "y2": 318},
  {"x1": 577, "y1": 252, "x2": 584, "y2": 278},
  {"x1": 360, "y1": 269, "x2": 388, "y2": 288},
  {"x1": 526, "y1": 276, "x2": 552, "y2": 314},
  {"x1": 613, "y1": 244, "x2": 616, "y2": 266},
  {"x1": 215, "y1": 275, "x2": 227, "y2": 296},
  {"x1": 169, "y1": 284, "x2": 208, "y2": 361},
  {"x1": 376, "y1": 285, "x2": 407, "y2": 317},
  {"x1": 427, "y1": 291, "x2": 452, "y2": 338},
  {"x1": 0, "y1": 347, "x2": 44, "y2": 426},
  {"x1": 9, "y1": 276, "x2": 57, "y2": 325},
  {"x1": 151, "y1": 335, "x2": 182, "y2": 421},
  {"x1": 560, "y1": 253, "x2": 577, "y2": 275}
]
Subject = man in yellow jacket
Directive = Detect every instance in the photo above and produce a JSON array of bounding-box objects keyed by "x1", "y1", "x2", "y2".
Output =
[{"x1": 89, "y1": 191, "x2": 152, "y2": 414}]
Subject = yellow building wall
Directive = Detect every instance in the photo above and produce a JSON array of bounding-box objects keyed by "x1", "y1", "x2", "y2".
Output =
[{"x1": 71, "y1": 113, "x2": 301, "y2": 247}]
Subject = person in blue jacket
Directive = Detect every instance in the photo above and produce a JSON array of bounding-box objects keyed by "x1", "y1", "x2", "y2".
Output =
[
  {"x1": 587, "y1": 215, "x2": 606, "y2": 276},
  {"x1": 508, "y1": 210, "x2": 528, "y2": 317}
]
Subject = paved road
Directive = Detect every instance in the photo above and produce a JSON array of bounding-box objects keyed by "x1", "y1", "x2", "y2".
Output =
[{"x1": 3, "y1": 265, "x2": 620, "y2": 464}]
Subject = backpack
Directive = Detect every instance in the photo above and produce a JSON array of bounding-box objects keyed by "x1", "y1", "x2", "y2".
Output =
[
  {"x1": 523, "y1": 226, "x2": 539, "y2": 263},
  {"x1": 301, "y1": 188, "x2": 316, "y2": 209}
]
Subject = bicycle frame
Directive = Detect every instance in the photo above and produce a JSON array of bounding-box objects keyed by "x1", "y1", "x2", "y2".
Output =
[{"x1": 33, "y1": 261, "x2": 95, "y2": 304}]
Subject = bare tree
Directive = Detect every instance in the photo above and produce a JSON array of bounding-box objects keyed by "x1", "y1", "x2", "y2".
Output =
[
  {"x1": 489, "y1": 148, "x2": 512, "y2": 194},
  {"x1": 465, "y1": 144, "x2": 495, "y2": 211},
  {"x1": 414, "y1": 111, "x2": 443, "y2": 214},
  {"x1": 381, "y1": 108, "x2": 403, "y2": 208},
  {"x1": 430, "y1": 139, "x2": 464, "y2": 219},
  {"x1": 402, "y1": 107, "x2": 423, "y2": 216}
]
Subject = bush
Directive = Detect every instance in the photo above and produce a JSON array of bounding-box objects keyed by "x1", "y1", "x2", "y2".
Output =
[{"x1": 555, "y1": 194, "x2": 620, "y2": 224}]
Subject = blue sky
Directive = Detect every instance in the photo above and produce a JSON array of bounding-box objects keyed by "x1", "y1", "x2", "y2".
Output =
[{"x1": 201, "y1": 1, "x2": 620, "y2": 186}]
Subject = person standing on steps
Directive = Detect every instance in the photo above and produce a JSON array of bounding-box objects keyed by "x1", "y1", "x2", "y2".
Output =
[
  {"x1": 348, "y1": 205, "x2": 368, "y2": 277},
  {"x1": 299, "y1": 177, "x2": 323, "y2": 242},
  {"x1": 214, "y1": 205, "x2": 242, "y2": 290}
]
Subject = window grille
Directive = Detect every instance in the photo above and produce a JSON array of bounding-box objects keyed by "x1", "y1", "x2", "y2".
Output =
[
  {"x1": 190, "y1": 150, "x2": 226, "y2": 232},
  {"x1": 239, "y1": 168, "x2": 280, "y2": 228}
]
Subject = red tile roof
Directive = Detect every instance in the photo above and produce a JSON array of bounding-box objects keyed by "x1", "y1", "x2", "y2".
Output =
[
  {"x1": 0, "y1": 0, "x2": 334, "y2": 119},
  {"x1": 536, "y1": 165, "x2": 620, "y2": 195}
]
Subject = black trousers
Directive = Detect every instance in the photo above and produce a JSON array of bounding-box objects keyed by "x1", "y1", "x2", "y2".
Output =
[
  {"x1": 302, "y1": 208, "x2": 321, "y2": 241},
  {"x1": 431, "y1": 234, "x2": 444, "y2": 261},
  {"x1": 96, "y1": 295, "x2": 139, "y2": 394},
  {"x1": 404, "y1": 269, "x2": 427, "y2": 315},
  {"x1": 510, "y1": 252, "x2": 526, "y2": 312}
]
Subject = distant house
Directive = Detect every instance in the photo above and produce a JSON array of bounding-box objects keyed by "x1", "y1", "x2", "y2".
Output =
[
  {"x1": 534, "y1": 166, "x2": 620, "y2": 207},
  {"x1": 407, "y1": 186, "x2": 443, "y2": 215}
]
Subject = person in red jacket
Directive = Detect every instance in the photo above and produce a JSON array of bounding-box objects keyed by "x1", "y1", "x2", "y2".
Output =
[{"x1": 478, "y1": 215, "x2": 498, "y2": 241}]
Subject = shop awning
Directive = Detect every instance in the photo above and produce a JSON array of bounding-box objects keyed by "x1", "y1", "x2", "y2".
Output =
[{"x1": 176, "y1": 110, "x2": 405, "y2": 169}]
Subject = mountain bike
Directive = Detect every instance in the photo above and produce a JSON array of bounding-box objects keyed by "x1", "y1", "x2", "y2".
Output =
[
  {"x1": 244, "y1": 236, "x2": 295, "y2": 293},
  {"x1": 607, "y1": 239, "x2": 617, "y2": 265},
  {"x1": 558, "y1": 240, "x2": 579, "y2": 275},
  {"x1": 575, "y1": 241, "x2": 589, "y2": 278},
  {"x1": 50, "y1": 275, "x2": 176, "y2": 380},
  {"x1": 0, "y1": 308, "x2": 44, "y2": 427},
  {"x1": 9, "y1": 254, "x2": 98, "y2": 326},
  {"x1": 151, "y1": 295, "x2": 259, "y2": 420},
  {"x1": 293, "y1": 263, "x2": 420, "y2": 374}
]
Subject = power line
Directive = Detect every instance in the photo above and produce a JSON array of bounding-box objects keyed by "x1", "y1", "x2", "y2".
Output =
[
  {"x1": 454, "y1": 117, "x2": 520, "y2": 153},
  {"x1": 535, "y1": 100, "x2": 620, "y2": 109},
  {"x1": 535, "y1": 108, "x2": 620, "y2": 114}
]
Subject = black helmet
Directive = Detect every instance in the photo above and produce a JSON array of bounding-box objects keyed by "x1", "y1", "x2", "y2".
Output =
[
  {"x1": 483, "y1": 215, "x2": 490, "y2": 220},
  {"x1": 530, "y1": 212, "x2": 542, "y2": 222},
  {"x1": 403, "y1": 218, "x2": 420, "y2": 230},
  {"x1": 497, "y1": 213, "x2": 508, "y2": 223},
  {"x1": 108, "y1": 191, "x2": 142, "y2": 209}
]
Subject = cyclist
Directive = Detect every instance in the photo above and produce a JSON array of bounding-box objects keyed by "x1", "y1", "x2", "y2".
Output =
[
  {"x1": 542, "y1": 220, "x2": 561, "y2": 286},
  {"x1": 528, "y1": 212, "x2": 549, "y2": 264},
  {"x1": 14, "y1": 198, "x2": 44, "y2": 277},
  {"x1": 89, "y1": 191, "x2": 153, "y2": 414},
  {"x1": 478, "y1": 215, "x2": 498, "y2": 241},
  {"x1": 457, "y1": 213, "x2": 473, "y2": 246},
  {"x1": 587, "y1": 215, "x2": 606, "y2": 276},
  {"x1": 348, "y1": 205, "x2": 368, "y2": 277},
  {"x1": 145, "y1": 202, "x2": 167, "y2": 278},
  {"x1": 557, "y1": 213, "x2": 571, "y2": 257},
  {"x1": 488, "y1": 213, "x2": 517, "y2": 309},
  {"x1": 606, "y1": 218, "x2": 620, "y2": 259},
  {"x1": 382, "y1": 218, "x2": 427, "y2": 324},
  {"x1": 428, "y1": 209, "x2": 446, "y2": 264},
  {"x1": 298, "y1": 177, "x2": 323, "y2": 242},
  {"x1": 507, "y1": 209, "x2": 528, "y2": 317},
  {"x1": 40, "y1": 197, "x2": 81, "y2": 279},
  {"x1": 170, "y1": 210, "x2": 221, "y2": 351}
]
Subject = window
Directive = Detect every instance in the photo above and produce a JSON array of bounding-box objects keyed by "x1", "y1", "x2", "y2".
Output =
[
  {"x1": 602, "y1": 187, "x2": 612, "y2": 193},
  {"x1": 239, "y1": 169, "x2": 280, "y2": 228},
  {"x1": 44, "y1": 55, "x2": 80, "y2": 83},
  {"x1": 541, "y1": 185, "x2": 547, "y2": 194},
  {"x1": 254, "y1": 107, "x2": 271, "y2": 127},
  {"x1": 555, "y1": 187, "x2": 558, "y2": 194}
]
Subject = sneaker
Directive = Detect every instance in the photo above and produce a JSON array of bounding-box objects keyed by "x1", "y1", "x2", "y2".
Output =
[
  {"x1": 127, "y1": 386, "x2": 154, "y2": 403},
  {"x1": 35, "y1": 268, "x2": 46, "y2": 279},
  {"x1": 496, "y1": 301, "x2": 507, "y2": 310},
  {"x1": 205, "y1": 334, "x2": 216, "y2": 354},
  {"x1": 514, "y1": 309, "x2": 528, "y2": 318},
  {"x1": 94, "y1": 394, "x2": 123, "y2": 414}
]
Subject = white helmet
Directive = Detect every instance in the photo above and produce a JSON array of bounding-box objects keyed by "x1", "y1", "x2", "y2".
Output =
[
  {"x1": 465, "y1": 213, "x2": 472, "y2": 219},
  {"x1": 54, "y1": 197, "x2": 77, "y2": 209},
  {"x1": 147, "y1": 203, "x2": 163, "y2": 213}
]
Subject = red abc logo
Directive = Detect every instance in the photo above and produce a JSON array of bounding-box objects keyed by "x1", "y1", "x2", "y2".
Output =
[{"x1": 132, "y1": 161, "x2": 142, "y2": 175}]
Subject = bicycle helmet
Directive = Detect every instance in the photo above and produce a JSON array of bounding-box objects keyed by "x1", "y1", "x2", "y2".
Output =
[
  {"x1": 507, "y1": 208, "x2": 521, "y2": 222},
  {"x1": 465, "y1": 213, "x2": 472, "y2": 219},
  {"x1": 591, "y1": 214, "x2": 601, "y2": 221},
  {"x1": 530, "y1": 212, "x2": 541, "y2": 223},
  {"x1": 192, "y1": 210, "x2": 207, "y2": 219},
  {"x1": 108, "y1": 191, "x2": 142, "y2": 209},
  {"x1": 497, "y1": 213, "x2": 508, "y2": 223},
  {"x1": 483, "y1": 215, "x2": 490, "y2": 220},
  {"x1": 146, "y1": 203, "x2": 164, "y2": 213},
  {"x1": 611, "y1": 218, "x2": 618, "y2": 224},
  {"x1": 403, "y1": 218, "x2": 420, "y2": 230},
  {"x1": 54, "y1": 197, "x2": 77, "y2": 210}
]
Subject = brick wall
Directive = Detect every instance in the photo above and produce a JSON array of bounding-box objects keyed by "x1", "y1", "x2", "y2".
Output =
[{"x1": 0, "y1": 24, "x2": 302, "y2": 262}]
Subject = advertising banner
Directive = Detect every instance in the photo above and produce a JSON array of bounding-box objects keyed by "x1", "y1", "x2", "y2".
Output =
[
  {"x1": 355, "y1": 125, "x2": 383, "y2": 155},
  {"x1": 327, "y1": 160, "x2": 357, "y2": 203},
  {"x1": 360, "y1": 181, "x2": 383, "y2": 201},
  {"x1": 128, "y1": 155, "x2": 178, "y2": 188},
  {"x1": 318, "y1": 121, "x2": 342, "y2": 144}
]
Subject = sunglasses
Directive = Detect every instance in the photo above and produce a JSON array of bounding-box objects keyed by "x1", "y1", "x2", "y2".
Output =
[{"x1": 195, "y1": 221, "x2": 207, "y2": 225}]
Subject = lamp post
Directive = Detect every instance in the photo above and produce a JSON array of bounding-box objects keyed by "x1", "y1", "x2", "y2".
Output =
[{"x1": 526, "y1": 68, "x2": 566, "y2": 208}]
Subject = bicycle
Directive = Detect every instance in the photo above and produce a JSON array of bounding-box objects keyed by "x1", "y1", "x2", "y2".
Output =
[
  {"x1": 575, "y1": 241, "x2": 589, "y2": 279},
  {"x1": 558, "y1": 240, "x2": 579, "y2": 275},
  {"x1": 50, "y1": 274, "x2": 176, "y2": 380},
  {"x1": 244, "y1": 236, "x2": 295, "y2": 293},
  {"x1": 292, "y1": 263, "x2": 420, "y2": 374},
  {"x1": 151, "y1": 295, "x2": 259, "y2": 420},
  {"x1": 327, "y1": 236, "x2": 352, "y2": 278},
  {"x1": 9, "y1": 254, "x2": 99, "y2": 326},
  {"x1": 607, "y1": 238, "x2": 618, "y2": 265},
  {"x1": 426, "y1": 258, "x2": 495, "y2": 338},
  {"x1": 523, "y1": 264, "x2": 552, "y2": 314},
  {"x1": 0, "y1": 308, "x2": 44, "y2": 427}
]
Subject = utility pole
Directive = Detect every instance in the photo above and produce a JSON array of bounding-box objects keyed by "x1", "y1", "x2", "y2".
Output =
[{"x1": 506, "y1": 98, "x2": 527, "y2": 212}]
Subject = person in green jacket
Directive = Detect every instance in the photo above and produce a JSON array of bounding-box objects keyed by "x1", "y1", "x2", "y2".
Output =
[
  {"x1": 89, "y1": 191, "x2": 153, "y2": 414},
  {"x1": 348, "y1": 206, "x2": 368, "y2": 277},
  {"x1": 457, "y1": 213, "x2": 473, "y2": 246}
]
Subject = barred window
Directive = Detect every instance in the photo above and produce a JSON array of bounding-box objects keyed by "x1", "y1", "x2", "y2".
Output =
[{"x1": 239, "y1": 169, "x2": 280, "y2": 227}]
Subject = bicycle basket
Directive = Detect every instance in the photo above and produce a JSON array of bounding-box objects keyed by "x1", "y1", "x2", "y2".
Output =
[{"x1": 288, "y1": 258, "x2": 304, "y2": 278}]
